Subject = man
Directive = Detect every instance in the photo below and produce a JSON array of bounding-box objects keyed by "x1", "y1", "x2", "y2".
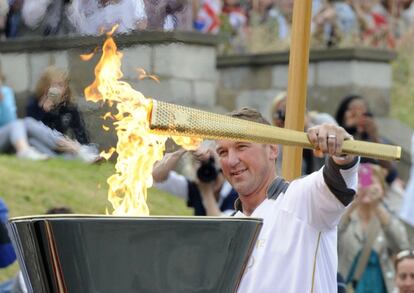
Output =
[
  {"x1": 215, "y1": 107, "x2": 359, "y2": 292},
  {"x1": 153, "y1": 143, "x2": 237, "y2": 216}
]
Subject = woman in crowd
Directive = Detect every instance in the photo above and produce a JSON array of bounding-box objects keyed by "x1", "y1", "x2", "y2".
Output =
[
  {"x1": 335, "y1": 94, "x2": 399, "y2": 185},
  {"x1": 338, "y1": 163, "x2": 409, "y2": 293},
  {"x1": 395, "y1": 250, "x2": 414, "y2": 293},
  {"x1": 0, "y1": 72, "x2": 48, "y2": 160},
  {"x1": 0, "y1": 69, "x2": 97, "y2": 162},
  {"x1": 26, "y1": 66, "x2": 99, "y2": 163}
]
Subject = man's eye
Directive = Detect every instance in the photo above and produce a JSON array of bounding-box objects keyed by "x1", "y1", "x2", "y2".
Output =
[{"x1": 218, "y1": 151, "x2": 227, "y2": 157}]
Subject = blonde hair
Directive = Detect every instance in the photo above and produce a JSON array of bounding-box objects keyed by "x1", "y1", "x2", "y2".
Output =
[
  {"x1": 35, "y1": 66, "x2": 73, "y2": 105},
  {"x1": 270, "y1": 91, "x2": 287, "y2": 118}
]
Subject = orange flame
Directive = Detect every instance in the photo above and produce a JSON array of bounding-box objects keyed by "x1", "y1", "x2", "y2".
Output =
[{"x1": 84, "y1": 33, "x2": 200, "y2": 216}]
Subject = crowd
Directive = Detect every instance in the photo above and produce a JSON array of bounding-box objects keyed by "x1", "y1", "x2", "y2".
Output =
[
  {"x1": 0, "y1": 2, "x2": 414, "y2": 291},
  {"x1": 1, "y1": 0, "x2": 414, "y2": 53},
  {"x1": 0, "y1": 62, "x2": 414, "y2": 291}
]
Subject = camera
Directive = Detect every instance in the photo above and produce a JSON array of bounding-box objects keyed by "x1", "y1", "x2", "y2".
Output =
[{"x1": 197, "y1": 157, "x2": 219, "y2": 183}]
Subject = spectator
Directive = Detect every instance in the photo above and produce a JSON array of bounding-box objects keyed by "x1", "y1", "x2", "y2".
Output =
[
  {"x1": 153, "y1": 142, "x2": 237, "y2": 216},
  {"x1": 400, "y1": 133, "x2": 414, "y2": 247},
  {"x1": 0, "y1": 72, "x2": 48, "y2": 160},
  {"x1": 216, "y1": 107, "x2": 359, "y2": 292},
  {"x1": 66, "y1": 0, "x2": 147, "y2": 35},
  {"x1": 335, "y1": 94, "x2": 399, "y2": 184},
  {"x1": 312, "y1": 0, "x2": 360, "y2": 47},
  {"x1": 4, "y1": 0, "x2": 23, "y2": 38},
  {"x1": 0, "y1": 198, "x2": 17, "y2": 292},
  {"x1": 270, "y1": 91, "x2": 336, "y2": 174},
  {"x1": 349, "y1": 0, "x2": 394, "y2": 48},
  {"x1": 0, "y1": 0, "x2": 8, "y2": 39},
  {"x1": 246, "y1": 0, "x2": 291, "y2": 53},
  {"x1": 144, "y1": 0, "x2": 193, "y2": 31},
  {"x1": 0, "y1": 70, "x2": 98, "y2": 162},
  {"x1": 338, "y1": 163, "x2": 409, "y2": 293},
  {"x1": 21, "y1": 0, "x2": 71, "y2": 36},
  {"x1": 26, "y1": 66, "x2": 90, "y2": 146},
  {"x1": 394, "y1": 250, "x2": 414, "y2": 293},
  {"x1": 220, "y1": 0, "x2": 248, "y2": 53}
]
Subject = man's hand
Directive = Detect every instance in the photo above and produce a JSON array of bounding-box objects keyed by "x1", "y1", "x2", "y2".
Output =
[{"x1": 307, "y1": 123, "x2": 356, "y2": 165}]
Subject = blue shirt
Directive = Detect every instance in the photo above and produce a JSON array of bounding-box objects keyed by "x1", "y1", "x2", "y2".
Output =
[
  {"x1": 0, "y1": 86, "x2": 17, "y2": 127},
  {"x1": 0, "y1": 198, "x2": 16, "y2": 268}
]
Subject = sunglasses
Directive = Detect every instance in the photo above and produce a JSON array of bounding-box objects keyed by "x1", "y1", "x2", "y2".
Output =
[
  {"x1": 272, "y1": 109, "x2": 285, "y2": 121},
  {"x1": 396, "y1": 250, "x2": 414, "y2": 261}
]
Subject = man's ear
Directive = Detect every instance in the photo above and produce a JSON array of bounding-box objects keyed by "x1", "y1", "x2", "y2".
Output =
[{"x1": 269, "y1": 144, "x2": 279, "y2": 160}]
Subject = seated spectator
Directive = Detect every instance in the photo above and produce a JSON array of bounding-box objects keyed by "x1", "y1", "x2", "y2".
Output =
[
  {"x1": 312, "y1": 0, "x2": 360, "y2": 47},
  {"x1": 144, "y1": 0, "x2": 193, "y2": 31},
  {"x1": 400, "y1": 133, "x2": 414, "y2": 247},
  {"x1": 152, "y1": 142, "x2": 237, "y2": 216},
  {"x1": 4, "y1": 0, "x2": 23, "y2": 38},
  {"x1": 26, "y1": 66, "x2": 93, "y2": 147},
  {"x1": 220, "y1": 0, "x2": 248, "y2": 53},
  {"x1": 246, "y1": 0, "x2": 291, "y2": 53},
  {"x1": 394, "y1": 250, "x2": 414, "y2": 293},
  {"x1": 66, "y1": 0, "x2": 147, "y2": 35},
  {"x1": 335, "y1": 94, "x2": 399, "y2": 184},
  {"x1": 349, "y1": 0, "x2": 394, "y2": 48},
  {"x1": 0, "y1": 70, "x2": 97, "y2": 162},
  {"x1": 338, "y1": 163, "x2": 409, "y2": 293},
  {"x1": 1, "y1": 71, "x2": 48, "y2": 160},
  {"x1": 21, "y1": 0, "x2": 71, "y2": 36},
  {"x1": 0, "y1": 198, "x2": 17, "y2": 292},
  {"x1": 0, "y1": 0, "x2": 8, "y2": 39}
]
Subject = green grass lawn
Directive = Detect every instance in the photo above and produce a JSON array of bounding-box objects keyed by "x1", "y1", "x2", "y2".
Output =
[{"x1": 0, "y1": 155, "x2": 192, "y2": 281}]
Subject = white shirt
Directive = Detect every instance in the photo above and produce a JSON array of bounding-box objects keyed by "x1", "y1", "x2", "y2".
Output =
[
  {"x1": 235, "y1": 163, "x2": 358, "y2": 293},
  {"x1": 154, "y1": 171, "x2": 235, "y2": 215},
  {"x1": 67, "y1": 0, "x2": 147, "y2": 35}
]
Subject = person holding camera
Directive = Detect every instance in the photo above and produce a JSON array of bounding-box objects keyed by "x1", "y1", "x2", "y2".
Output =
[
  {"x1": 338, "y1": 163, "x2": 409, "y2": 293},
  {"x1": 152, "y1": 144, "x2": 238, "y2": 216}
]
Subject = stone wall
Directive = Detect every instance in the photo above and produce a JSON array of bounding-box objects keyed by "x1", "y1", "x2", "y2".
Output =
[
  {"x1": 0, "y1": 32, "x2": 411, "y2": 179},
  {"x1": 217, "y1": 48, "x2": 396, "y2": 121},
  {"x1": 0, "y1": 31, "x2": 219, "y2": 150}
]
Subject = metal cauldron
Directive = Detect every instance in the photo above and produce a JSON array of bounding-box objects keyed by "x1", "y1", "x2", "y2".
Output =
[{"x1": 8, "y1": 215, "x2": 262, "y2": 293}]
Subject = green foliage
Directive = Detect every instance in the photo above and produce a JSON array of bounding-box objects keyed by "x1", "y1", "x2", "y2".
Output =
[
  {"x1": 391, "y1": 41, "x2": 414, "y2": 128},
  {"x1": 0, "y1": 155, "x2": 192, "y2": 281}
]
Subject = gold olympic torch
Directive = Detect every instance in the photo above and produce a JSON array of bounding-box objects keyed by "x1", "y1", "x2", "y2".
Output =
[{"x1": 148, "y1": 100, "x2": 401, "y2": 161}]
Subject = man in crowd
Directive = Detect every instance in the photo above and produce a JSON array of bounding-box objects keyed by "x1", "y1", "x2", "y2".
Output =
[
  {"x1": 215, "y1": 107, "x2": 359, "y2": 292},
  {"x1": 153, "y1": 142, "x2": 237, "y2": 216}
]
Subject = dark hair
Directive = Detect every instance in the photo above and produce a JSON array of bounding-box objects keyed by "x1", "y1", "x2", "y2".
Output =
[
  {"x1": 46, "y1": 206, "x2": 73, "y2": 214},
  {"x1": 335, "y1": 94, "x2": 363, "y2": 127},
  {"x1": 227, "y1": 107, "x2": 271, "y2": 125}
]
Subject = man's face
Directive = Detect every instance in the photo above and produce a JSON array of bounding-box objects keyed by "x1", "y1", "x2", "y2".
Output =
[
  {"x1": 215, "y1": 140, "x2": 278, "y2": 197},
  {"x1": 396, "y1": 258, "x2": 414, "y2": 293}
]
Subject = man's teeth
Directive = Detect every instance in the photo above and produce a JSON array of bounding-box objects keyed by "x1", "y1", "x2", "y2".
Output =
[{"x1": 232, "y1": 169, "x2": 246, "y2": 176}]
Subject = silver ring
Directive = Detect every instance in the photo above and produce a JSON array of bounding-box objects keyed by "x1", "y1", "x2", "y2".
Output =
[{"x1": 327, "y1": 134, "x2": 336, "y2": 139}]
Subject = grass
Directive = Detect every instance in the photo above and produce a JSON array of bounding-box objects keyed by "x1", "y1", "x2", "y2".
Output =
[{"x1": 0, "y1": 155, "x2": 192, "y2": 281}]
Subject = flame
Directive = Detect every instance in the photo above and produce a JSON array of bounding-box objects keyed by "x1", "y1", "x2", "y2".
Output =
[{"x1": 84, "y1": 32, "x2": 200, "y2": 216}]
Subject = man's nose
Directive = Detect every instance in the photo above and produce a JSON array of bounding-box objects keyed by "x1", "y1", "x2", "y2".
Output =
[{"x1": 227, "y1": 149, "x2": 240, "y2": 167}]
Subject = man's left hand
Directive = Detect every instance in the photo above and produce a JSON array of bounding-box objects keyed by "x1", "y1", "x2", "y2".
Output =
[{"x1": 307, "y1": 123, "x2": 356, "y2": 165}]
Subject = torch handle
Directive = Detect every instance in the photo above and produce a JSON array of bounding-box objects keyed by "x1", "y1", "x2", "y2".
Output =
[{"x1": 148, "y1": 100, "x2": 401, "y2": 161}]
